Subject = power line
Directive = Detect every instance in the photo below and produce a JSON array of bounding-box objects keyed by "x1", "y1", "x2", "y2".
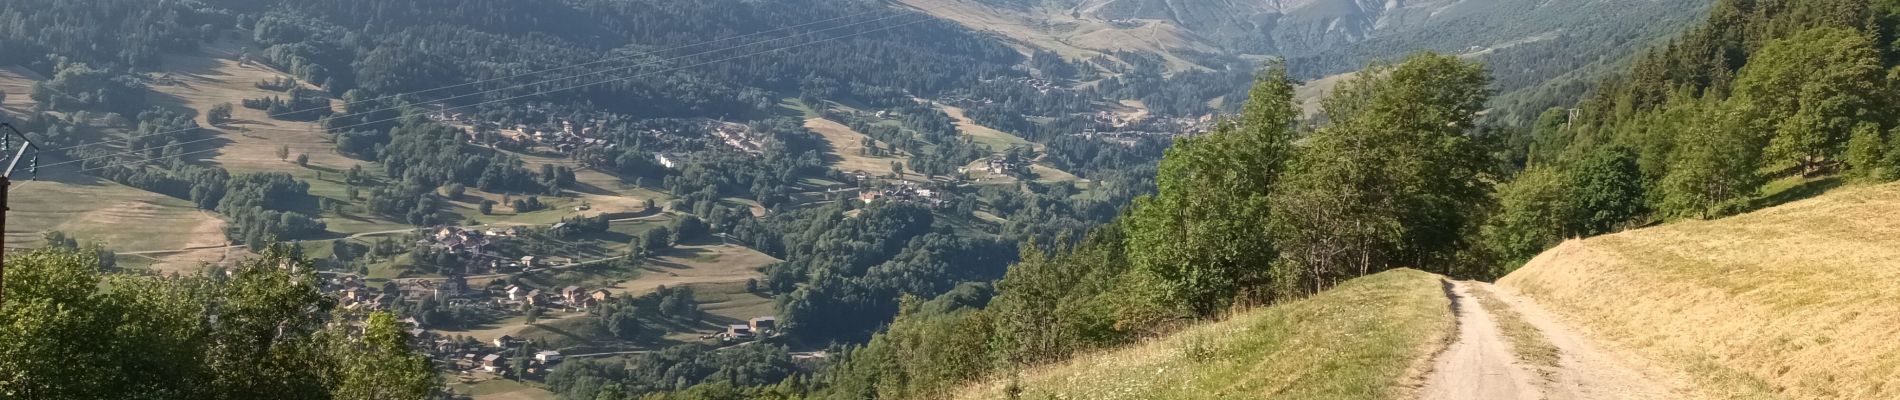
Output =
[
  {"x1": 68, "y1": 15, "x2": 933, "y2": 174},
  {"x1": 47, "y1": 13, "x2": 925, "y2": 170},
  {"x1": 42, "y1": 10, "x2": 903, "y2": 154}
]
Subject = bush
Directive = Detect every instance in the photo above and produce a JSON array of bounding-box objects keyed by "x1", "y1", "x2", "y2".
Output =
[
  {"x1": 207, "y1": 103, "x2": 233, "y2": 125},
  {"x1": 672, "y1": 215, "x2": 707, "y2": 242},
  {"x1": 642, "y1": 225, "x2": 673, "y2": 250}
]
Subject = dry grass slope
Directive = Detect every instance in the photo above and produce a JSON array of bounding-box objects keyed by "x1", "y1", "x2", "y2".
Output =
[
  {"x1": 894, "y1": 0, "x2": 1215, "y2": 72},
  {"x1": 1500, "y1": 182, "x2": 1900, "y2": 399},
  {"x1": 956, "y1": 269, "x2": 1454, "y2": 400},
  {"x1": 805, "y1": 117, "x2": 912, "y2": 176}
]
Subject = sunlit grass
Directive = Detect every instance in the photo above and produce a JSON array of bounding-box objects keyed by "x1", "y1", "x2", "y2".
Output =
[
  {"x1": 957, "y1": 269, "x2": 1454, "y2": 400},
  {"x1": 1501, "y1": 182, "x2": 1900, "y2": 399}
]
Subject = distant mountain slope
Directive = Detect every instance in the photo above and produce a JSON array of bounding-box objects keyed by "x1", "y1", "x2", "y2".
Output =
[
  {"x1": 904, "y1": 0, "x2": 1712, "y2": 122},
  {"x1": 912, "y1": 0, "x2": 1707, "y2": 64},
  {"x1": 897, "y1": 0, "x2": 1434, "y2": 64},
  {"x1": 1500, "y1": 183, "x2": 1900, "y2": 399}
]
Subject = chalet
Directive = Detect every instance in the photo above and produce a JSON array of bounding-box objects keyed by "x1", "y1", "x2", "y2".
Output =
[
  {"x1": 481, "y1": 354, "x2": 504, "y2": 372},
  {"x1": 561, "y1": 286, "x2": 583, "y2": 304},
  {"x1": 749, "y1": 316, "x2": 776, "y2": 332},
  {"x1": 534, "y1": 350, "x2": 563, "y2": 363},
  {"x1": 525, "y1": 289, "x2": 544, "y2": 307},
  {"x1": 505, "y1": 285, "x2": 525, "y2": 301},
  {"x1": 590, "y1": 289, "x2": 612, "y2": 303},
  {"x1": 655, "y1": 153, "x2": 679, "y2": 169},
  {"x1": 726, "y1": 324, "x2": 753, "y2": 338},
  {"x1": 427, "y1": 226, "x2": 491, "y2": 255},
  {"x1": 858, "y1": 190, "x2": 881, "y2": 204},
  {"x1": 493, "y1": 335, "x2": 516, "y2": 349},
  {"x1": 331, "y1": 275, "x2": 365, "y2": 290},
  {"x1": 791, "y1": 351, "x2": 828, "y2": 365},
  {"x1": 519, "y1": 256, "x2": 537, "y2": 268}
]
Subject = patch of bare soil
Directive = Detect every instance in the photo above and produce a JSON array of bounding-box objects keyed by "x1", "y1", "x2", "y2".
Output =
[{"x1": 1424, "y1": 281, "x2": 1694, "y2": 400}]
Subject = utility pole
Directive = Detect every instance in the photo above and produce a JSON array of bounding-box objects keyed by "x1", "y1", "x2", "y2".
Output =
[{"x1": 0, "y1": 122, "x2": 41, "y2": 304}]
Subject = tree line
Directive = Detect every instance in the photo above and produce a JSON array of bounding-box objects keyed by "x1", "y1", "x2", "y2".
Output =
[{"x1": 0, "y1": 245, "x2": 436, "y2": 399}]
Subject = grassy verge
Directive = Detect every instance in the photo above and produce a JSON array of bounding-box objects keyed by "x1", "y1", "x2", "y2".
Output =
[
  {"x1": 955, "y1": 269, "x2": 1454, "y2": 400},
  {"x1": 1467, "y1": 285, "x2": 1560, "y2": 382}
]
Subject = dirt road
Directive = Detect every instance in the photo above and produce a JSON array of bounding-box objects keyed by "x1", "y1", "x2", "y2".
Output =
[
  {"x1": 1422, "y1": 281, "x2": 1542, "y2": 399},
  {"x1": 1422, "y1": 281, "x2": 1686, "y2": 400}
]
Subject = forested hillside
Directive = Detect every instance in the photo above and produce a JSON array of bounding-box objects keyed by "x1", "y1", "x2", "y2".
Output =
[
  {"x1": 0, "y1": 0, "x2": 1163, "y2": 398},
  {"x1": 1482, "y1": 0, "x2": 1900, "y2": 274}
]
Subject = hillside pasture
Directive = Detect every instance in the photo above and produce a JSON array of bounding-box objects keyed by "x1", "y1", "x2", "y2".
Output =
[
  {"x1": 0, "y1": 65, "x2": 44, "y2": 115},
  {"x1": 453, "y1": 378, "x2": 557, "y2": 400},
  {"x1": 1500, "y1": 182, "x2": 1900, "y2": 400},
  {"x1": 611, "y1": 242, "x2": 777, "y2": 297},
  {"x1": 936, "y1": 103, "x2": 1033, "y2": 151},
  {"x1": 805, "y1": 116, "x2": 912, "y2": 176},
  {"x1": 3, "y1": 166, "x2": 232, "y2": 272},
  {"x1": 894, "y1": 0, "x2": 1213, "y2": 72},
  {"x1": 144, "y1": 39, "x2": 358, "y2": 177}
]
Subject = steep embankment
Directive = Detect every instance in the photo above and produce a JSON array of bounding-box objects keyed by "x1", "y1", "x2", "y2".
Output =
[
  {"x1": 955, "y1": 269, "x2": 1454, "y2": 400},
  {"x1": 1501, "y1": 183, "x2": 1900, "y2": 399}
]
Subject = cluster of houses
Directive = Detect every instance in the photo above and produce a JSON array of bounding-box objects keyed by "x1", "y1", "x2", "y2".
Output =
[
  {"x1": 504, "y1": 284, "x2": 612, "y2": 311},
  {"x1": 856, "y1": 183, "x2": 945, "y2": 207},
  {"x1": 1073, "y1": 113, "x2": 1217, "y2": 146},
  {"x1": 436, "y1": 334, "x2": 566, "y2": 379},
  {"x1": 507, "y1": 119, "x2": 614, "y2": 153},
  {"x1": 708, "y1": 121, "x2": 764, "y2": 154},
  {"x1": 421, "y1": 226, "x2": 518, "y2": 257},
  {"x1": 416, "y1": 225, "x2": 586, "y2": 276},
  {"x1": 427, "y1": 112, "x2": 615, "y2": 153},
  {"x1": 333, "y1": 277, "x2": 392, "y2": 311},
  {"x1": 964, "y1": 155, "x2": 1029, "y2": 178}
]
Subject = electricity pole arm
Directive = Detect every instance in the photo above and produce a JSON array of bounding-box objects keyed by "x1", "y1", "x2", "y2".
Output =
[{"x1": 0, "y1": 122, "x2": 41, "y2": 305}]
